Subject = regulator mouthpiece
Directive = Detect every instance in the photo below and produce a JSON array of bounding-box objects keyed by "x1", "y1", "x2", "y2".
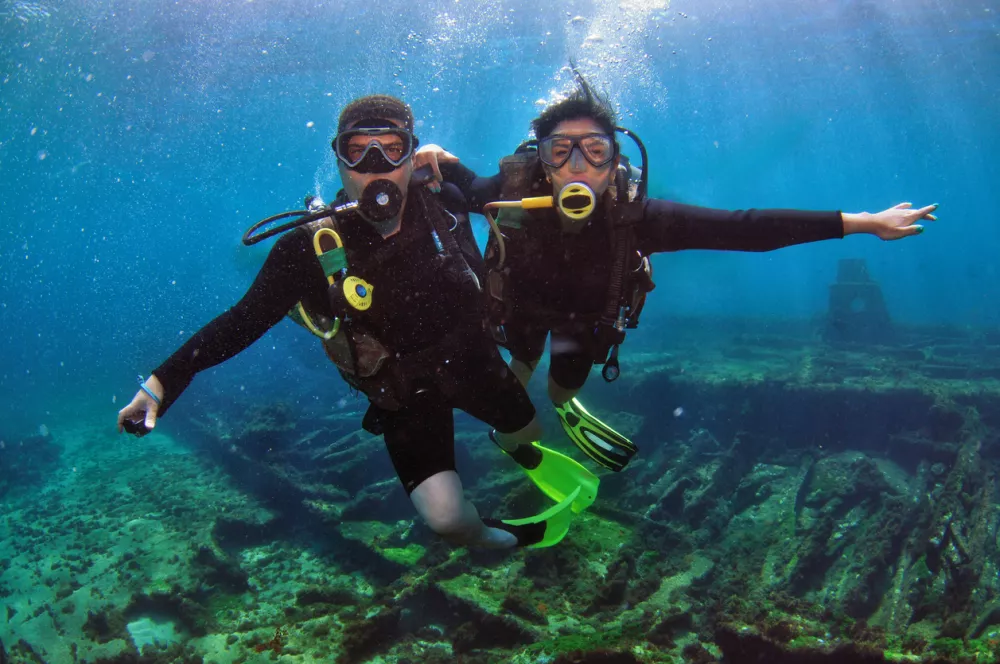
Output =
[
  {"x1": 359, "y1": 179, "x2": 404, "y2": 222},
  {"x1": 557, "y1": 182, "x2": 596, "y2": 221}
]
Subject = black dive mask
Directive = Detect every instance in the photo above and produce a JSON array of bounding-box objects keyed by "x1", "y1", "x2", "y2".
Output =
[
  {"x1": 538, "y1": 133, "x2": 616, "y2": 169},
  {"x1": 334, "y1": 127, "x2": 418, "y2": 174},
  {"x1": 352, "y1": 146, "x2": 402, "y2": 174}
]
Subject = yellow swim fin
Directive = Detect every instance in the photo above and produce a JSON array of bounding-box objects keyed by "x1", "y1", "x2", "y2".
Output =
[
  {"x1": 490, "y1": 431, "x2": 599, "y2": 513},
  {"x1": 491, "y1": 486, "x2": 581, "y2": 548},
  {"x1": 554, "y1": 398, "x2": 637, "y2": 472},
  {"x1": 523, "y1": 443, "x2": 598, "y2": 513}
]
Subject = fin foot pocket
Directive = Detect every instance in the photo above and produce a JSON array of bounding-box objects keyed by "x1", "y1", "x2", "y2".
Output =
[
  {"x1": 483, "y1": 518, "x2": 545, "y2": 547},
  {"x1": 486, "y1": 486, "x2": 581, "y2": 548}
]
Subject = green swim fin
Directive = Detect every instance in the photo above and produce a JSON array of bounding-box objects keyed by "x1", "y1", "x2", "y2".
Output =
[
  {"x1": 490, "y1": 432, "x2": 599, "y2": 513},
  {"x1": 487, "y1": 486, "x2": 581, "y2": 548},
  {"x1": 554, "y1": 398, "x2": 637, "y2": 472}
]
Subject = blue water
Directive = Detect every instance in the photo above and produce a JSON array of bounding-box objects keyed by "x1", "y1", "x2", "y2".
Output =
[{"x1": 1, "y1": 0, "x2": 997, "y2": 433}]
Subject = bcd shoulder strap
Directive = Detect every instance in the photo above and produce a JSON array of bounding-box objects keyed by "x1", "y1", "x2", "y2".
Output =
[
  {"x1": 499, "y1": 152, "x2": 547, "y2": 200},
  {"x1": 598, "y1": 196, "x2": 642, "y2": 340}
]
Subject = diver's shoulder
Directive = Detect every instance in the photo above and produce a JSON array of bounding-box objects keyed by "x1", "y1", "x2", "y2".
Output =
[
  {"x1": 270, "y1": 223, "x2": 316, "y2": 261},
  {"x1": 636, "y1": 196, "x2": 677, "y2": 218}
]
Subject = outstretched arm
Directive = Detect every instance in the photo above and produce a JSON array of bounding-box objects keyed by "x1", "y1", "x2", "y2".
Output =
[
  {"x1": 640, "y1": 199, "x2": 938, "y2": 253},
  {"x1": 117, "y1": 231, "x2": 318, "y2": 431}
]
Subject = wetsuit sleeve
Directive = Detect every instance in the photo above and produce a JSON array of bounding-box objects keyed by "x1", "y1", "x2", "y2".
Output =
[
  {"x1": 439, "y1": 162, "x2": 504, "y2": 214},
  {"x1": 151, "y1": 230, "x2": 319, "y2": 415},
  {"x1": 638, "y1": 198, "x2": 844, "y2": 253}
]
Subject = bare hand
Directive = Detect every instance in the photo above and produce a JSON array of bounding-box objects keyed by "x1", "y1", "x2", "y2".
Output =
[
  {"x1": 844, "y1": 202, "x2": 938, "y2": 240},
  {"x1": 116, "y1": 375, "x2": 163, "y2": 436},
  {"x1": 413, "y1": 144, "x2": 460, "y2": 193}
]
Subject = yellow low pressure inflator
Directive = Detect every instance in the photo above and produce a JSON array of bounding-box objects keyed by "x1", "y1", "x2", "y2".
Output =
[
  {"x1": 294, "y1": 227, "x2": 373, "y2": 340},
  {"x1": 483, "y1": 182, "x2": 596, "y2": 269}
]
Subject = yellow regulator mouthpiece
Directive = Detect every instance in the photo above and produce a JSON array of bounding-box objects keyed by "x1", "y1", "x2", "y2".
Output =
[
  {"x1": 558, "y1": 182, "x2": 596, "y2": 220},
  {"x1": 342, "y1": 276, "x2": 373, "y2": 311}
]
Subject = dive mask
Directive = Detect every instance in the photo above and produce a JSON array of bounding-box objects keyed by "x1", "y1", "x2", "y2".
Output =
[
  {"x1": 538, "y1": 133, "x2": 616, "y2": 169},
  {"x1": 334, "y1": 127, "x2": 419, "y2": 173}
]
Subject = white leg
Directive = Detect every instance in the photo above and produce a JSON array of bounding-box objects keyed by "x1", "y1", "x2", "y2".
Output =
[{"x1": 409, "y1": 471, "x2": 516, "y2": 549}]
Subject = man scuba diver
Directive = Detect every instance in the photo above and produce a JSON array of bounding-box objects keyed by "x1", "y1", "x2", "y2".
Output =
[
  {"x1": 116, "y1": 95, "x2": 601, "y2": 550},
  {"x1": 415, "y1": 70, "x2": 938, "y2": 474}
]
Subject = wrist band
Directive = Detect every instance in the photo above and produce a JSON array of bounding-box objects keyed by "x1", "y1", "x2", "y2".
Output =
[{"x1": 137, "y1": 375, "x2": 161, "y2": 405}]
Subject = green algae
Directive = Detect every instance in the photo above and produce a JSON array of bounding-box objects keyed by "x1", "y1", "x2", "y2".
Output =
[
  {"x1": 520, "y1": 621, "x2": 646, "y2": 657},
  {"x1": 380, "y1": 543, "x2": 426, "y2": 566}
]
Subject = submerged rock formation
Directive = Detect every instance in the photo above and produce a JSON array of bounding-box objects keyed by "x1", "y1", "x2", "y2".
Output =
[{"x1": 3, "y1": 318, "x2": 1000, "y2": 662}]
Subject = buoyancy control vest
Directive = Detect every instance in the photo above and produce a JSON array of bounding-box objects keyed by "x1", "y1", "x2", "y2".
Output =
[
  {"x1": 289, "y1": 186, "x2": 484, "y2": 409},
  {"x1": 483, "y1": 139, "x2": 655, "y2": 382}
]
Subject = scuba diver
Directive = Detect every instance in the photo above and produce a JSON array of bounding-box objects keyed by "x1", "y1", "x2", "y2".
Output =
[
  {"x1": 116, "y1": 95, "x2": 601, "y2": 550},
  {"x1": 415, "y1": 69, "x2": 938, "y2": 473}
]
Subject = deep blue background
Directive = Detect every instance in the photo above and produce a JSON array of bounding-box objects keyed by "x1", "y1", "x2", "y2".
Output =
[{"x1": 1, "y1": 0, "x2": 997, "y2": 433}]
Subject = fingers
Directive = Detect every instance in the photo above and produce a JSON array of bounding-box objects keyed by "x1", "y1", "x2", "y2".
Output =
[
  {"x1": 427, "y1": 158, "x2": 443, "y2": 194},
  {"x1": 914, "y1": 203, "x2": 939, "y2": 220},
  {"x1": 884, "y1": 224, "x2": 924, "y2": 241},
  {"x1": 413, "y1": 145, "x2": 459, "y2": 195},
  {"x1": 427, "y1": 150, "x2": 459, "y2": 177},
  {"x1": 117, "y1": 391, "x2": 158, "y2": 434},
  {"x1": 412, "y1": 152, "x2": 432, "y2": 171},
  {"x1": 429, "y1": 153, "x2": 443, "y2": 182},
  {"x1": 414, "y1": 146, "x2": 445, "y2": 192},
  {"x1": 893, "y1": 202, "x2": 938, "y2": 221},
  {"x1": 144, "y1": 407, "x2": 158, "y2": 431},
  {"x1": 117, "y1": 402, "x2": 141, "y2": 433}
]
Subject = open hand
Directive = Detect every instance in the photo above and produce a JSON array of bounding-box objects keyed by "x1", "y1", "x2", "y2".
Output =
[{"x1": 846, "y1": 202, "x2": 938, "y2": 240}]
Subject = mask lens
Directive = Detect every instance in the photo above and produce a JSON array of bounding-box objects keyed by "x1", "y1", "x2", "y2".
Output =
[
  {"x1": 539, "y1": 133, "x2": 615, "y2": 168},
  {"x1": 580, "y1": 135, "x2": 613, "y2": 166},
  {"x1": 334, "y1": 128, "x2": 416, "y2": 170},
  {"x1": 539, "y1": 137, "x2": 574, "y2": 168}
]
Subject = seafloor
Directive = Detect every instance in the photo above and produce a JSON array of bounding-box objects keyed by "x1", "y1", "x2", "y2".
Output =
[{"x1": 2, "y1": 315, "x2": 1000, "y2": 664}]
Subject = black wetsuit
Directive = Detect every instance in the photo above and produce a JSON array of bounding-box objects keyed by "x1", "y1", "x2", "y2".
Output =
[
  {"x1": 152, "y1": 185, "x2": 535, "y2": 494},
  {"x1": 441, "y1": 163, "x2": 845, "y2": 389}
]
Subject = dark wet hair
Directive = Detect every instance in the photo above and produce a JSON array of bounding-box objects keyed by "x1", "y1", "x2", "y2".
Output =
[
  {"x1": 338, "y1": 95, "x2": 414, "y2": 133},
  {"x1": 531, "y1": 66, "x2": 617, "y2": 140}
]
